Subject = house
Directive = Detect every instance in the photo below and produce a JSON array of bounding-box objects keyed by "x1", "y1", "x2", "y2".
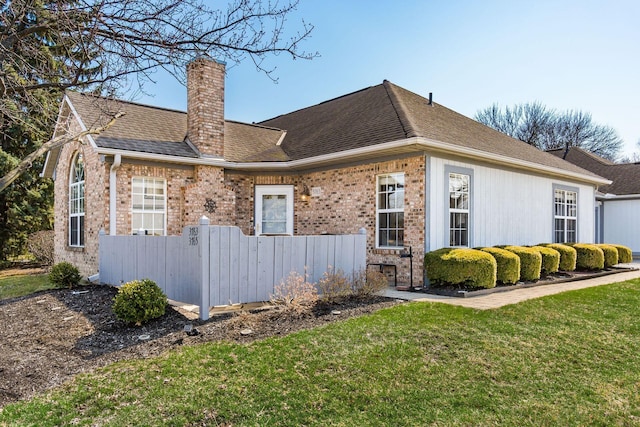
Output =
[
  {"x1": 42, "y1": 58, "x2": 610, "y2": 284},
  {"x1": 549, "y1": 147, "x2": 640, "y2": 256}
]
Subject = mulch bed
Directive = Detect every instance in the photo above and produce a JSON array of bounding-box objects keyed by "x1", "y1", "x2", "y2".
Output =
[
  {"x1": 422, "y1": 267, "x2": 637, "y2": 297},
  {"x1": 0, "y1": 284, "x2": 401, "y2": 408}
]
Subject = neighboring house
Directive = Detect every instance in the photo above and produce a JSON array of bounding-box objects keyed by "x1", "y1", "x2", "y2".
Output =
[
  {"x1": 549, "y1": 147, "x2": 640, "y2": 256},
  {"x1": 43, "y1": 58, "x2": 609, "y2": 284}
]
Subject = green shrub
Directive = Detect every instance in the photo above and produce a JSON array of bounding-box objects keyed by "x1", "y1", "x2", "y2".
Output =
[
  {"x1": 112, "y1": 279, "x2": 167, "y2": 325},
  {"x1": 610, "y1": 244, "x2": 633, "y2": 263},
  {"x1": 424, "y1": 248, "x2": 496, "y2": 289},
  {"x1": 572, "y1": 244, "x2": 605, "y2": 270},
  {"x1": 595, "y1": 244, "x2": 619, "y2": 268},
  {"x1": 503, "y1": 246, "x2": 542, "y2": 281},
  {"x1": 544, "y1": 244, "x2": 577, "y2": 271},
  {"x1": 531, "y1": 246, "x2": 560, "y2": 275},
  {"x1": 49, "y1": 262, "x2": 82, "y2": 288},
  {"x1": 479, "y1": 247, "x2": 520, "y2": 285}
]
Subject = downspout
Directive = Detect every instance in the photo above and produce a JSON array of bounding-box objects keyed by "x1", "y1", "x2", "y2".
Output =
[{"x1": 109, "y1": 154, "x2": 122, "y2": 235}]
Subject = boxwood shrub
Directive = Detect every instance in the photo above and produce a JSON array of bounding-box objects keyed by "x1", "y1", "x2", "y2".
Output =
[
  {"x1": 503, "y1": 246, "x2": 542, "y2": 281},
  {"x1": 543, "y1": 243, "x2": 577, "y2": 271},
  {"x1": 49, "y1": 262, "x2": 82, "y2": 288},
  {"x1": 531, "y1": 246, "x2": 560, "y2": 275},
  {"x1": 595, "y1": 244, "x2": 619, "y2": 267},
  {"x1": 424, "y1": 248, "x2": 497, "y2": 289},
  {"x1": 610, "y1": 244, "x2": 633, "y2": 264},
  {"x1": 112, "y1": 279, "x2": 167, "y2": 326},
  {"x1": 479, "y1": 247, "x2": 520, "y2": 285},
  {"x1": 572, "y1": 244, "x2": 605, "y2": 270}
]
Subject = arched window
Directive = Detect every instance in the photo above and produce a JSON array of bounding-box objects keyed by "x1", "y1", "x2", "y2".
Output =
[{"x1": 69, "y1": 153, "x2": 85, "y2": 246}]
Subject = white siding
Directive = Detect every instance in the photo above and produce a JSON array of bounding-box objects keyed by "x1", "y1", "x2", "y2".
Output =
[
  {"x1": 602, "y1": 199, "x2": 640, "y2": 254},
  {"x1": 428, "y1": 156, "x2": 595, "y2": 250}
]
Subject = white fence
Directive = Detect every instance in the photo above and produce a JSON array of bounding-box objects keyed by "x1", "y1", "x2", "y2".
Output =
[{"x1": 99, "y1": 217, "x2": 367, "y2": 320}]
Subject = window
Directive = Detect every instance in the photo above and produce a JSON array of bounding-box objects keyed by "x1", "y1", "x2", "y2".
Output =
[
  {"x1": 449, "y1": 172, "x2": 470, "y2": 247},
  {"x1": 554, "y1": 188, "x2": 577, "y2": 243},
  {"x1": 132, "y1": 177, "x2": 166, "y2": 236},
  {"x1": 377, "y1": 173, "x2": 404, "y2": 248},
  {"x1": 69, "y1": 153, "x2": 85, "y2": 246}
]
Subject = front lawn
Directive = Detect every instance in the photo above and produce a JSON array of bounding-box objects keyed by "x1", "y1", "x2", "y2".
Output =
[
  {"x1": 2, "y1": 280, "x2": 640, "y2": 426},
  {"x1": 0, "y1": 272, "x2": 55, "y2": 300}
]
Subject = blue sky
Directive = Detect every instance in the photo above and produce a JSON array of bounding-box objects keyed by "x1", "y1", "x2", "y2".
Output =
[{"x1": 137, "y1": 0, "x2": 640, "y2": 159}]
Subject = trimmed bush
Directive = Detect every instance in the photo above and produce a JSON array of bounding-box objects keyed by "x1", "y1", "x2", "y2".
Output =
[
  {"x1": 531, "y1": 246, "x2": 560, "y2": 275},
  {"x1": 112, "y1": 279, "x2": 167, "y2": 325},
  {"x1": 503, "y1": 246, "x2": 542, "y2": 281},
  {"x1": 479, "y1": 247, "x2": 520, "y2": 285},
  {"x1": 573, "y1": 244, "x2": 605, "y2": 270},
  {"x1": 595, "y1": 244, "x2": 619, "y2": 267},
  {"x1": 424, "y1": 248, "x2": 496, "y2": 289},
  {"x1": 610, "y1": 244, "x2": 633, "y2": 264},
  {"x1": 49, "y1": 262, "x2": 82, "y2": 288},
  {"x1": 544, "y1": 244, "x2": 577, "y2": 271}
]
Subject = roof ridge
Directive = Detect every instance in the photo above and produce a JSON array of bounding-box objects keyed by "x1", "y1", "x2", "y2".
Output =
[
  {"x1": 66, "y1": 90, "x2": 187, "y2": 115},
  {"x1": 225, "y1": 119, "x2": 284, "y2": 132},
  {"x1": 382, "y1": 80, "x2": 419, "y2": 138}
]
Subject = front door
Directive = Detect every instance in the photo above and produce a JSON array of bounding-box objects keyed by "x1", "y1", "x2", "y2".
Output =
[{"x1": 254, "y1": 185, "x2": 294, "y2": 235}]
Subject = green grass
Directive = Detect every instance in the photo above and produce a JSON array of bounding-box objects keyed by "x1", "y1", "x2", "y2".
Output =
[
  {"x1": 0, "y1": 273, "x2": 56, "y2": 300},
  {"x1": 2, "y1": 280, "x2": 640, "y2": 426}
]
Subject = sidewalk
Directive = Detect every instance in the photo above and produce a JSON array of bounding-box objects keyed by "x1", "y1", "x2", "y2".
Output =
[{"x1": 384, "y1": 264, "x2": 640, "y2": 310}]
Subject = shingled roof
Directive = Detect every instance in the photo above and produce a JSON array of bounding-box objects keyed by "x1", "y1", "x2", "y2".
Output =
[
  {"x1": 548, "y1": 147, "x2": 640, "y2": 195},
  {"x1": 45, "y1": 83, "x2": 607, "y2": 185},
  {"x1": 260, "y1": 81, "x2": 601, "y2": 178}
]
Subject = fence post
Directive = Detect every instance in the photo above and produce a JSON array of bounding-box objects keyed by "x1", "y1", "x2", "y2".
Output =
[{"x1": 199, "y1": 216, "x2": 210, "y2": 321}]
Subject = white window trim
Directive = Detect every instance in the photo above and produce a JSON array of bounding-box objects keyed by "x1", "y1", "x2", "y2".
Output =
[
  {"x1": 376, "y1": 172, "x2": 405, "y2": 249},
  {"x1": 254, "y1": 185, "x2": 294, "y2": 236},
  {"x1": 68, "y1": 153, "x2": 85, "y2": 247},
  {"x1": 553, "y1": 185, "x2": 578, "y2": 243},
  {"x1": 131, "y1": 177, "x2": 167, "y2": 236}
]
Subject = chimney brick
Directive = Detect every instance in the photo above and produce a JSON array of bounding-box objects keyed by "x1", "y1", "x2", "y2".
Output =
[{"x1": 187, "y1": 58, "x2": 225, "y2": 158}]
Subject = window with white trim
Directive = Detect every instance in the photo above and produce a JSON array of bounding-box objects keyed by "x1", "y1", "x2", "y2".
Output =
[
  {"x1": 132, "y1": 177, "x2": 166, "y2": 236},
  {"x1": 376, "y1": 173, "x2": 404, "y2": 248},
  {"x1": 69, "y1": 153, "x2": 85, "y2": 247},
  {"x1": 449, "y1": 172, "x2": 470, "y2": 247},
  {"x1": 554, "y1": 188, "x2": 577, "y2": 243}
]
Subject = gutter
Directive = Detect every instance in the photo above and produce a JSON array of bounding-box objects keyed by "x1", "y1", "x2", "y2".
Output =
[
  {"x1": 599, "y1": 193, "x2": 640, "y2": 201},
  {"x1": 109, "y1": 154, "x2": 122, "y2": 235},
  {"x1": 96, "y1": 136, "x2": 611, "y2": 187}
]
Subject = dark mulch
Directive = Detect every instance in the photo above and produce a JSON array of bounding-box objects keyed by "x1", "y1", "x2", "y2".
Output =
[{"x1": 0, "y1": 284, "x2": 401, "y2": 408}]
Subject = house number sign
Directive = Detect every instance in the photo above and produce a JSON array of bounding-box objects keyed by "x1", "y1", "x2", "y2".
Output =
[{"x1": 188, "y1": 227, "x2": 199, "y2": 246}]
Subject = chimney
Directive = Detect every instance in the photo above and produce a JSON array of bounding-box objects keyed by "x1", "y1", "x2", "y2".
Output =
[{"x1": 187, "y1": 58, "x2": 225, "y2": 158}]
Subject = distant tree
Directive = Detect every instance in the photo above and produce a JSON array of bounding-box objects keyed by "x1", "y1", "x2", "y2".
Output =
[
  {"x1": 0, "y1": 0, "x2": 315, "y2": 260},
  {"x1": 475, "y1": 102, "x2": 624, "y2": 161},
  {"x1": 618, "y1": 139, "x2": 640, "y2": 164}
]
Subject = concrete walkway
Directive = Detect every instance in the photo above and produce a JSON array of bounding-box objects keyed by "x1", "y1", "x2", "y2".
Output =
[{"x1": 384, "y1": 264, "x2": 640, "y2": 310}]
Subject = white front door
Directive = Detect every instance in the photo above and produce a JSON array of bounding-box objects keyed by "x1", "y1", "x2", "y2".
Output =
[{"x1": 255, "y1": 185, "x2": 294, "y2": 235}]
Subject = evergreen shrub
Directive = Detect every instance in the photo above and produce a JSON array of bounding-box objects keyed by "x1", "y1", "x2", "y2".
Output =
[
  {"x1": 595, "y1": 244, "x2": 619, "y2": 268},
  {"x1": 112, "y1": 279, "x2": 167, "y2": 325},
  {"x1": 49, "y1": 262, "x2": 82, "y2": 288},
  {"x1": 503, "y1": 246, "x2": 542, "y2": 281},
  {"x1": 531, "y1": 246, "x2": 560, "y2": 275},
  {"x1": 424, "y1": 248, "x2": 496, "y2": 289},
  {"x1": 609, "y1": 244, "x2": 633, "y2": 264},
  {"x1": 479, "y1": 247, "x2": 520, "y2": 285},
  {"x1": 544, "y1": 244, "x2": 577, "y2": 271},
  {"x1": 572, "y1": 244, "x2": 605, "y2": 270}
]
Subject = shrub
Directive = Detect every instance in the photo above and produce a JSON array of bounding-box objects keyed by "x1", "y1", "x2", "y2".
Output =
[
  {"x1": 531, "y1": 246, "x2": 560, "y2": 275},
  {"x1": 270, "y1": 272, "x2": 318, "y2": 317},
  {"x1": 595, "y1": 244, "x2": 619, "y2": 267},
  {"x1": 573, "y1": 244, "x2": 605, "y2": 270},
  {"x1": 26, "y1": 230, "x2": 54, "y2": 267},
  {"x1": 610, "y1": 244, "x2": 633, "y2": 263},
  {"x1": 424, "y1": 248, "x2": 496, "y2": 289},
  {"x1": 112, "y1": 279, "x2": 167, "y2": 326},
  {"x1": 317, "y1": 267, "x2": 352, "y2": 303},
  {"x1": 49, "y1": 262, "x2": 82, "y2": 288},
  {"x1": 352, "y1": 269, "x2": 389, "y2": 297},
  {"x1": 544, "y1": 244, "x2": 577, "y2": 271},
  {"x1": 503, "y1": 246, "x2": 542, "y2": 281},
  {"x1": 479, "y1": 247, "x2": 520, "y2": 285}
]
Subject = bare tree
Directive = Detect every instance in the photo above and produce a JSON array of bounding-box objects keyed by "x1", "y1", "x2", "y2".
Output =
[{"x1": 475, "y1": 102, "x2": 624, "y2": 161}]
